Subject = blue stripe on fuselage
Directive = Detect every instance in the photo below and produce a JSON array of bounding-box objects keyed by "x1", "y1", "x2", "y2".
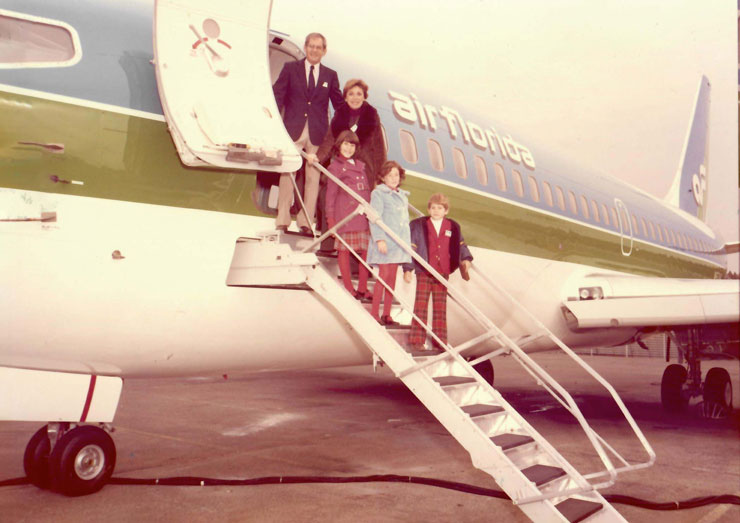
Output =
[
  {"x1": 0, "y1": 0, "x2": 162, "y2": 115},
  {"x1": 2, "y1": 0, "x2": 725, "y2": 268}
]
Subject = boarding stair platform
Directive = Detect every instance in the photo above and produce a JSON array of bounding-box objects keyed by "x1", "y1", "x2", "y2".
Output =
[{"x1": 226, "y1": 157, "x2": 655, "y2": 522}]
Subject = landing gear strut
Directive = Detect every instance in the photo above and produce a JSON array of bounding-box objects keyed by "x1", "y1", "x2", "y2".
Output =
[{"x1": 23, "y1": 423, "x2": 116, "y2": 496}]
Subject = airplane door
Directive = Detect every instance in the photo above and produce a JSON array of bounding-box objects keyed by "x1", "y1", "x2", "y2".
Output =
[
  {"x1": 152, "y1": 0, "x2": 301, "y2": 172},
  {"x1": 614, "y1": 198, "x2": 633, "y2": 256}
]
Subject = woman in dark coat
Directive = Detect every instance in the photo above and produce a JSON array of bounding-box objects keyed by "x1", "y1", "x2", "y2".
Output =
[
  {"x1": 316, "y1": 79, "x2": 386, "y2": 249},
  {"x1": 317, "y1": 78, "x2": 386, "y2": 180}
]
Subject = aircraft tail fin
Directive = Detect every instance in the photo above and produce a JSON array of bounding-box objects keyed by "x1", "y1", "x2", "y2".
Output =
[{"x1": 664, "y1": 76, "x2": 711, "y2": 221}]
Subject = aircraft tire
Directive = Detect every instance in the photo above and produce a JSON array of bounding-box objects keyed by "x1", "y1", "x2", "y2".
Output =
[
  {"x1": 473, "y1": 360, "x2": 495, "y2": 386},
  {"x1": 23, "y1": 425, "x2": 51, "y2": 489},
  {"x1": 661, "y1": 364, "x2": 688, "y2": 412},
  {"x1": 703, "y1": 367, "x2": 732, "y2": 409},
  {"x1": 49, "y1": 425, "x2": 116, "y2": 496}
]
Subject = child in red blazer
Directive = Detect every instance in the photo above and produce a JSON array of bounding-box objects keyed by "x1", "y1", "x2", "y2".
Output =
[{"x1": 403, "y1": 193, "x2": 473, "y2": 350}]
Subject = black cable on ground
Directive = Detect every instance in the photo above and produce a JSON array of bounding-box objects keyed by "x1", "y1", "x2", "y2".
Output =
[{"x1": 3, "y1": 473, "x2": 739, "y2": 511}]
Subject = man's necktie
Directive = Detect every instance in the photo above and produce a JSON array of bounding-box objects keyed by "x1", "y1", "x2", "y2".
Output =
[{"x1": 308, "y1": 65, "x2": 315, "y2": 94}]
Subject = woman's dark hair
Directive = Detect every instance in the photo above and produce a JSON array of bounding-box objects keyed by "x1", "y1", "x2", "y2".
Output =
[
  {"x1": 331, "y1": 130, "x2": 360, "y2": 158},
  {"x1": 377, "y1": 160, "x2": 405, "y2": 185},
  {"x1": 342, "y1": 78, "x2": 369, "y2": 99}
]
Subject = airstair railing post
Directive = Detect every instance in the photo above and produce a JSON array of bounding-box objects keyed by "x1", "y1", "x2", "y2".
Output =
[{"x1": 287, "y1": 172, "x2": 317, "y2": 237}]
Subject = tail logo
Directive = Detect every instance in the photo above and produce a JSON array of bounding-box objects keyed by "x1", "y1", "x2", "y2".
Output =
[{"x1": 692, "y1": 164, "x2": 707, "y2": 207}]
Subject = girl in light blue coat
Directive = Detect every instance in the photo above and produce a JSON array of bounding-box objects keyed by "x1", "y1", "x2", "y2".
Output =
[{"x1": 367, "y1": 161, "x2": 411, "y2": 325}]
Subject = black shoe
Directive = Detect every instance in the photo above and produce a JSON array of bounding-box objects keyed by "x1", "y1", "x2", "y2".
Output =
[
  {"x1": 381, "y1": 315, "x2": 400, "y2": 327},
  {"x1": 353, "y1": 290, "x2": 373, "y2": 301},
  {"x1": 299, "y1": 226, "x2": 314, "y2": 237}
]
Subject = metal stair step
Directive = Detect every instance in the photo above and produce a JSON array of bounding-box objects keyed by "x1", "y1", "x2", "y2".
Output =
[
  {"x1": 461, "y1": 403, "x2": 504, "y2": 417},
  {"x1": 521, "y1": 464, "x2": 567, "y2": 486},
  {"x1": 433, "y1": 376, "x2": 476, "y2": 387},
  {"x1": 555, "y1": 498, "x2": 604, "y2": 523},
  {"x1": 410, "y1": 349, "x2": 444, "y2": 358},
  {"x1": 490, "y1": 433, "x2": 534, "y2": 451}
]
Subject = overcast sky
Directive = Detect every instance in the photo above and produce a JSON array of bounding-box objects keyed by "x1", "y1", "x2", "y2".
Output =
[{"x1": 270, "y1": 0, "x2": 739, "y2": 270}]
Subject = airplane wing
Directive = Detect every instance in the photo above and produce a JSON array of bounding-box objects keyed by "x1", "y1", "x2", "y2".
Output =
[
  {"x1": 561, "y1": 275, "x2": 739, "y2": 329},
  {"x1": 722, "y1": 241, "x2": 740, "y2": 255}
]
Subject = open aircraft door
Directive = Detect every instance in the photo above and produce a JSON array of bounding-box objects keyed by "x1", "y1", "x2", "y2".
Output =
[{"x1": 153, "y1": 0, "x2": 300, "y2": 172}]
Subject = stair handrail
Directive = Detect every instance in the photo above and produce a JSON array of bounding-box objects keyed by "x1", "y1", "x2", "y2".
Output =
[
  {"x1": 469, "y1": 265, "x2": 656, "y2": 474},
  {"x1": 299, "y1": 152, "x2": 650, "y2": 487}
]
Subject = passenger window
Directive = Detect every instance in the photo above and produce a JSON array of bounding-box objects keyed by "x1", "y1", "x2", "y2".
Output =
[
  {"x1": 428, "y1": 139, "x2": 444, "y2": 171},
  {"x1": 527, "y1": 175, "x2": 540, "y2": 202},
  {"x1": 512, "y1": 170, "x2": 524, "y2": 198},
  {"x1": 494, "y1": 163, "x2": 507, "y2": 192},
  {"x1": 555, "y1": 186, "x2": 566, "y2": 211},
  {"x1": 579, "y1": 195, "x2": 590, "y2": 219},
  {"x1": 399, "y1": 129, "x2": 418, "y2": 163},
  {"x1": 452, "y1": 147, "x2": 467, "y2": 179},
  {"x1": 601, "y1": 203, "x2": 610, "y2": 225},
  {"x1": 656, "y1": 225, "x2": 664, "y2": 242},
  {"x1": 0, "y1": 12, "x2": 80, "y2": 67},
  {"x1": 568, "y1": 190, "x2": 578, "y2": 215},
  {"x1": 590, "y1": 200, "x2": 600, "y2": 222},
  {"x1": 610, "y1": 208, "x2": 619, "y2": 229},
  {"x1": 631, "y1": 214, "x2": 639, "y2": 236},
  {"x1": 640, "y1": 217, "x2": 648, "y2": 237},
  {"x1": 669, "y1": 229, "x2": 676, "y2": 246},
  {"x1": 474, "y1": 155, "x2": 488, "y2": 186},
  {"x1": 648, "y1": 220, "x2": 655, "y2": 240},
  {"x1": 542, "y1": 181, "x2": 554, "y2": 207}
]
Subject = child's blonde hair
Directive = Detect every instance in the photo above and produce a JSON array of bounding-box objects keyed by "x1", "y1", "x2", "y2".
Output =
[{"x1": 428, "y1": 193, "x2": 449, "y2": 211}]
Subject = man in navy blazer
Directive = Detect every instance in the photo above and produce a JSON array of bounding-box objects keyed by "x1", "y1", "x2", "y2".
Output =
[{"x1": 273, "y1": 32, "x2": 343, "y2": 234}]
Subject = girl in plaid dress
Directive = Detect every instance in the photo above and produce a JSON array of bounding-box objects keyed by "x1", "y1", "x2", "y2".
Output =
[{"x1": 325, "y1": 130, "x2": 373, "y2": 299}]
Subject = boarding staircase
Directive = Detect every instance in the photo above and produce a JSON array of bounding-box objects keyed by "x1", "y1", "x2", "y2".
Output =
[{"x1": 227, "y1": 158, "x2": 655, "y2": 522}]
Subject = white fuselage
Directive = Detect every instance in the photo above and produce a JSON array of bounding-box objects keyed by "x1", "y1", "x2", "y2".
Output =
[{"x1": 0, "y1": 189, "x2": 637, "y2": 378}]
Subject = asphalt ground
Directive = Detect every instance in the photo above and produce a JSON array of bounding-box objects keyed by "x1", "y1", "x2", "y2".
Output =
[{"x1": 1, "y1": 354, "x2": 738, "y2": 522}]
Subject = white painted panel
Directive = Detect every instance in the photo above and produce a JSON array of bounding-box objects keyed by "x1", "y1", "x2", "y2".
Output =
[
  {"x1": 0, "y1": 367, "x2": 122, "y2": 422},
  {"x1": 563, "y1": 292, "x2": 739, "y2": 329},
  {"x1": 153, "y1": 0, "x2": 301, "y2": 171}
]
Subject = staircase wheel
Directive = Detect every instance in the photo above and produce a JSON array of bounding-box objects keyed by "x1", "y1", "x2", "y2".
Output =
[{"x1": 473, "y1": 360, "x2": 494, "y2": 386}]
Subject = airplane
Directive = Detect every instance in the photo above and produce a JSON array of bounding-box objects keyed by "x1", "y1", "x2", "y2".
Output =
[{"x1": 1, "y1": 0, "x2": 738, "y2": 512}]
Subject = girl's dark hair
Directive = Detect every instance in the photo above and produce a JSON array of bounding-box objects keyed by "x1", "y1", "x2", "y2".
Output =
[
  {"x1": 331, "y1": 129, "x2": 360, "y2": 158},
  {"x1": 377, "y1": 160, "x2": 405, "y2": 185}
]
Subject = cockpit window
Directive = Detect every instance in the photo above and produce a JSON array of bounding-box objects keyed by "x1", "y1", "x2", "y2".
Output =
[{"x1": 0, "y1": 10, "x2": 81, "y2": 68}]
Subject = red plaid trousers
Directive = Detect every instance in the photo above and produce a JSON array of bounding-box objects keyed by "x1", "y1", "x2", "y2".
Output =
[{"x1": 408, "y1": 273, "x2": 448, "y2": 346}]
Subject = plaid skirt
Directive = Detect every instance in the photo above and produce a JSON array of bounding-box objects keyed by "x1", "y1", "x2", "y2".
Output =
[{"x1": 335, "y1": 229, "x2": 370, "y2": 253}]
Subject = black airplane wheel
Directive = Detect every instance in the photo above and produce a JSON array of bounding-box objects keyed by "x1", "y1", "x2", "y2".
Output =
[
  {"x1": 473, "y1": 360, "x2": 495, "y2": 386},
  {"x1": 661, "y1": 364, "x2": 688, "y2": 412},
  {"x1": 704, "y1": 367, "x2": 732, "y2": 409},
  {"x1": 49, "y1": 425, "x2": 116, "y2": 496},
  {"x1": 23, "y1": 425, "x2": 52, "y2": 489}
]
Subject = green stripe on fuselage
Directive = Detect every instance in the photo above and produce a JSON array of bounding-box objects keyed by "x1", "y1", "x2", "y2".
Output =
[{"x1": 0, "y1": 90, "x2": 719, "y2": 279}]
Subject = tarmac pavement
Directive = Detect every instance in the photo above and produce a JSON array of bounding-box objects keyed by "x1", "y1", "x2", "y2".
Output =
[{"x1": 1, "y1": 353, "x2": 738, "y2": 522}]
